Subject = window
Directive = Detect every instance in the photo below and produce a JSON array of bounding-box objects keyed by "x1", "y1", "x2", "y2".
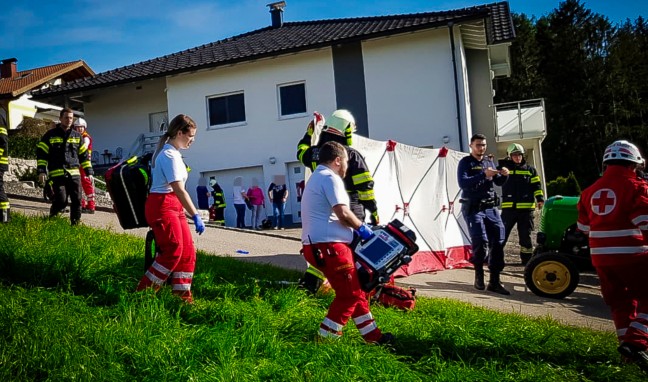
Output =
[
  {"x1": 278, "y1": 82, "x2": 306, "y2": 117},
  {"x1": 207, "y1": 92, "x2": 246, "y2": 127}
]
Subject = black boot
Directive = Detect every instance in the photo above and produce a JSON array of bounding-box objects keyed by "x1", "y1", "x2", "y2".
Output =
[
  {"x1": 487, "y1": 272, "x2": 510, "y2": 295},
  {"x1": 474, "y1": 265, "x2": 485, "y2": 290}
]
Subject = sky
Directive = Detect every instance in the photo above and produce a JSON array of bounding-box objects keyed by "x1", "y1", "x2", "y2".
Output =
[{"x1": 1, "y1": 0, "x2": 646, "y2": 74}]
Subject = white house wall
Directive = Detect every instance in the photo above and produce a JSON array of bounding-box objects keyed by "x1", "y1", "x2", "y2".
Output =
[
  {"x1": 362, "y1": 28, "x2": 470, "y2": 151},
  {"x1": 165, "y1": 49, "x2": 337, "y2": 216},
  {"x1": 83, "y1": 79, "x2": 168, "y2": 160}
]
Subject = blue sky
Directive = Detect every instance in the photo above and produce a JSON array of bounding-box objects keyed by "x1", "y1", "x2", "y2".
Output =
[{"x1": 1, "y1": 1, "x2": 645, "y2": 74}]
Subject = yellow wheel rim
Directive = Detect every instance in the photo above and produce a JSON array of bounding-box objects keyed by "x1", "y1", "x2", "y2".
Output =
[{"x1": 531, "y1": 260, "x2": 571, "y2": 295}]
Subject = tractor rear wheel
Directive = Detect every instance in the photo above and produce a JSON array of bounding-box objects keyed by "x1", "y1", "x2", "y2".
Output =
[{"x1": 524, "y1": 252, "x2": 579, "y2": 299}]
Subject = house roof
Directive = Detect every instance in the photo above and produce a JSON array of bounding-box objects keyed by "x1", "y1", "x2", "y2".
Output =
[
  {"x1": 32, "y1": 1, "x2": 514, "y2": 98},
  {"x1": 0, "y1": 60, "x2": 94, "y2": 99}
]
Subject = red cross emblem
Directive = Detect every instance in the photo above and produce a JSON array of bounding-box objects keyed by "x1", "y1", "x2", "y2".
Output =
[{"x1": 591, "y1": 189, "x2": 616, "y2": 215}]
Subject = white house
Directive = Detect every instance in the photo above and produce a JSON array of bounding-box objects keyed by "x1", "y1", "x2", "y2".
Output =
[{"x1": 32, "y1": 1, "x2": 521, "y2": 228}]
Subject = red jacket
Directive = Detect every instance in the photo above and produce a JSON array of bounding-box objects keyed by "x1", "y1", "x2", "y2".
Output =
[{"x1": 577, "y1": 165, "x2": 648, "y2": 266}]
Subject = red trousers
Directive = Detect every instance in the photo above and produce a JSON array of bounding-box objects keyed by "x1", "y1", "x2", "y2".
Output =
[
  {"x1": 79, "y1": 167, "x2": 95, "y2": 209},
  {"x1": 303, "y1": 242, "x2": 382, "y2": 343},
  {"x1": 137, "y1": 193, "x2": 196, "y2": 302},
  {"x1": 596, "y1": 261, "x2": 648, "y2": 349}
]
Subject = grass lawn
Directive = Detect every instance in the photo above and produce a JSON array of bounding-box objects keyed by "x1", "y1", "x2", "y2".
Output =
[{"x1": 0, "y1": 214, "x2": 645, "y2": 381}]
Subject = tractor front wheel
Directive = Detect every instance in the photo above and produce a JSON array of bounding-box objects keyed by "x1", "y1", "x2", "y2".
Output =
[{"x1": 524, "y1": 252, "x2": 579, "y2": 299}]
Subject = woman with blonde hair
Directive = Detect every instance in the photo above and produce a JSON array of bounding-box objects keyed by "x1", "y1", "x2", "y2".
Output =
[{"x1": 136, "y1": 114, "x2": 205, "y2": 303}]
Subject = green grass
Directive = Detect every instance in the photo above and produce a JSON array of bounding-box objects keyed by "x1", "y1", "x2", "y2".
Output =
[{"x1": 0, "y1": 214, "x2": 645, "y2": 381}]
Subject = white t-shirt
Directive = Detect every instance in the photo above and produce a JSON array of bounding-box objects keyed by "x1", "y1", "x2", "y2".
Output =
[
  {"x1": 300, "y1": 164, "x2": 353, "y2": 244},
  {"x1": 232, "y1": 185, "x2": 246, "y2": 204},
  {"x1": 149, "y1": 144, "x2": 187, "y2": 194}
]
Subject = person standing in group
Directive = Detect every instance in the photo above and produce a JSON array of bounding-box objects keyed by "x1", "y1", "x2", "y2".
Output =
[
  {"x1": 196, "y1": 177, "x2": 210, "y2": 210},
  {"x1": 0, "y1": 106, "x2": 9, "y2": 223},
  {"x1": 36, "y1": 108, "x2": 94, "y2": 225},
  {"x1": 268, "y1": 176, "x2": 289, "y2": 230},
  {"x1": 232, "y1": 176, "x2": 248, "y2": 228},
  {"x1": 210, "y1": 178, "x2": 226, "y2": 226},
  {"x1": 296, "y1": 109, "x2": 379, "y2": 292},
  {"x1": 457, "y1": 133, "x2": 511, "y2": 295},
  {"x1": 301, "y1": 140, "x2": 393, "y2": 345},
  {"x1": 73, "y1": 118, "x2": 96, "y2": 214},
  {"x1": 247, "y1": 179, "x2": 265, "y2": 230},
  {"x1": 577, "y1": 140, "x2": 648, "y2": 374},
  {"x1": 136, "y1": 114, "x2": 205, "y2": 304},
  {"x1": 499, "y1": 143, "x2": 545, "y2": 265}
]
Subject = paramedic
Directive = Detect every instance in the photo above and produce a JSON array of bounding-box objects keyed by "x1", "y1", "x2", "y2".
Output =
[
  {"x1": 37, "y1": 108, "x2": 94, "y2": 225},
  {"x1": 499, "y1": 143, "x2": 545, "y2": 265},
  {"x1": 457, "y1": 133, "x2": 511, "y2": 295},
  {"x1": 73, "y1": 118, "x2": 96, "y2": 214},
  {"x1": 297, "y1": 109, "x2": 379, "y2": 292},
  {"x1": 0, "y1": 107, "x2": 9, "y2": 223},
  {"x1": 301, "y1": 140, "x2": 393, "y2": 345},
  {"x1": 136, "y1": 114, "x2": 205, "y2": 303},
  {"x1": 577, "y1": 140, "x2": 648, "y2": 373}
]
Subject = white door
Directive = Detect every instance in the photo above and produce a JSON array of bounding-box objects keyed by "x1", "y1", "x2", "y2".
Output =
[
  {"x1": 204, "y1": 166, "x2": 265, "y2": 228},
  {"x1": 287, "y1": 161, "x2": 305, "y2": 223}
]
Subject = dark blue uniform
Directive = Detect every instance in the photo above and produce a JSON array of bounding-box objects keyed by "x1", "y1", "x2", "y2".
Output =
[{"x1": 457, "y1": 155, "x2": 508, "y2": 273}]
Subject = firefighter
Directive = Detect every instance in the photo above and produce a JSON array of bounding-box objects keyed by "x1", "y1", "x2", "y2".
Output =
[
  {"x1": 210, "y1": 178, "x2": 226, "y2": 226},
  {"x1": 499, "y1": 143, "x2": 544, "y2": 265},
  {"x1": 73, "y1": 118, "x2": 96, "y2": 214},
  {"x1": 296, "y1": 109, "x2": 379, "y2": 293},
  {"x1": 457, "y1": 134, "x2": 511, "y2": 295},
  {"x1": 37, "y1": 108, "x2": 94, "y2": 225},
  {"x1": 577, "y1": 140, "x2": 648, "y2": 374},
  {"x1": 0, "y1": 107, "x2": 9, "y2": 223}
]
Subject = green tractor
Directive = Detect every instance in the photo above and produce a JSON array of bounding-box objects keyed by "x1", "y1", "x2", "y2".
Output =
[{"x1": 524, "y1": 195, "x2": 595, "y2": 299}]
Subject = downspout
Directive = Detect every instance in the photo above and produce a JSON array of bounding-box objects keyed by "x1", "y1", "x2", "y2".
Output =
[{"x1": 448, "y1": 22, "x2": 464, "y2": 151}]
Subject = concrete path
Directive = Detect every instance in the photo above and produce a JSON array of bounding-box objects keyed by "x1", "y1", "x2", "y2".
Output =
[{"x1": 10, "y1": 197, "x2": 613, "y2": 332}]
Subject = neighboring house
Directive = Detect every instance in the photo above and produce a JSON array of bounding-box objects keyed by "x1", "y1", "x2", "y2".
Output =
[
  {"x1": 0, "y1": 58, "x2": 95, "y2": 129},
  {"x1": 32, "y1": 1, "x2": 541, "y2": 228}
]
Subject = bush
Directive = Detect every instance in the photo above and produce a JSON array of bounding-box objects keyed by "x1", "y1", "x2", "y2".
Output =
[
  {"x1": 547, "y1": 171, "x2": 581, "y2": 197},
  {"x1": 8, "y1": 117, "x2": 51, "y2": 159}
]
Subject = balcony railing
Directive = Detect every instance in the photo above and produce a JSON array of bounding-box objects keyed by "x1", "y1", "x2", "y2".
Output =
[{"x1": 493, "y1": 98, "x2": 546, "y2": 142}]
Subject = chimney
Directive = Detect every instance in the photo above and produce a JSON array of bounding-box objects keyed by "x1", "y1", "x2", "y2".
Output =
[
  {"x1": 1, "y1": 58, "x2": 18, "y2": 79},
  {"x1": 267, "y1": 1, "x2": 286, "y2": 28}
]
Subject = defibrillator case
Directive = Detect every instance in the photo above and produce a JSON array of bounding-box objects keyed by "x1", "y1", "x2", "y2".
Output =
[
  {"x1": 105, "y1": 153, "x2": 152, "y2": 230},
  {"x1": 353, "y1": 219, "x2": 419, "y2": 292}
]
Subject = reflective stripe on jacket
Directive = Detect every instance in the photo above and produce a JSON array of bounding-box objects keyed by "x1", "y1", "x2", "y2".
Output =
[
  {"x1": 36, "y1": 124, "x2": 94, "y2": 178},
  {"x1": 499, "y1": 159, "x2": 544, "y2": 210}
]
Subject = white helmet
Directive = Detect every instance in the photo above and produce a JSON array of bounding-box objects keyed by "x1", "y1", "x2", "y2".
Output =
[
  {"x1": 74, "y1": 117, "x2": 87, "y2": 128},
  {"x1": 323, "y1": 109, "x2": 355, "y2": 145},
  {"x1": 602, "y1": 140, "x2": 643, "y2": 164}
]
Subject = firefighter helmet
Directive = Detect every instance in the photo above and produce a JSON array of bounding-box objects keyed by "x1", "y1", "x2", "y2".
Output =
[
  {"x1": 323, "y1": 109, "x2": 355, "y2": 146},
  {"x1": 507, "y1": 143, "x2": 525, "y2": 156},
  {"x1": 602, "y1": 140, "x2": 643, "y2": 164},
  {"x1": 74, "y1": 117, "x2": 87, "y2": 128}
]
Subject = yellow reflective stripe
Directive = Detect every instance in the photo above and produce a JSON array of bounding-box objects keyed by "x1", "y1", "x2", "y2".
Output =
[
  {"x1": 126, "y1": 156, "x2": 137, "y2": 165},
  {"x1": 66, "y1": 168, "x2": 80, "y2": 176},
  {"x1": 305, "y1": 265, "x2": 325, "y2": 280},
  {"x1": 357, "y1": 189, "x2": 375, "y2": 201},
  {"x1": 79, "y1": 145, "x2": 88, "y2": 155},
  {"x1": 0, "y1": 202, "x2": 10, "y2": 209},
  {"x1": 0, "y1": 158, "x2": 7, "y2": 165},
  {"x1": 67, "y1": 137, "x2": 81, "y2": 144},
  {"x1": 530, "y1": 176, "x2": 540, "y2": 183},
  {"x1": 49, "y1": 137, "x2": 63, "y2": 144},
  {"x1": 80, "y1": 161, "x2": 92, "y2": 168},
  {"x1": 516, "y1": 202, "x2": 535, "y2": 209},
  {"x1": 501, "y1": 202, "x2": 514, "y2": 208},
  {"x1": 37, "y1": 142, "x2": 50, "y2": 153},
  {"x1": 534, "y1": 190, "x2": 544, "y2": 197},
  {"x1": 0, "y1": 148, "x2": 4, "y2": 155},
  {"x1": 0, "y1": 127, "x2": 7, "y2": 135},
  {"x1": 49, "y1": 169, "x2": 65, "y2": 177},
  {"x1": 216, "y1": 204, "x2": 226, "y2": 208},
  {"x1": 37, "y1": 160, "x2": 48, "y2": 166},
  {"x1": 352, "y1": 172, "x2": 371, "y2": 185},
  {"x1": 297, "y1": 144, "x2": 309, "y2": 163},
  {"x1": 512, "y1": 170, "x2": 532, "y2": 176}
]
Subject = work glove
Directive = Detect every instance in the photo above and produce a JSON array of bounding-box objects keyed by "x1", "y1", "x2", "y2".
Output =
[
  {"x1": 355, "y1": 223, "x2": 375, "y2": 241},
  {"x1": 192, "y1": 214, "x2": 205, "y2": 235},
  {"x1": 370, "y1": 211, "x2": 380, "y2": 226}
]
